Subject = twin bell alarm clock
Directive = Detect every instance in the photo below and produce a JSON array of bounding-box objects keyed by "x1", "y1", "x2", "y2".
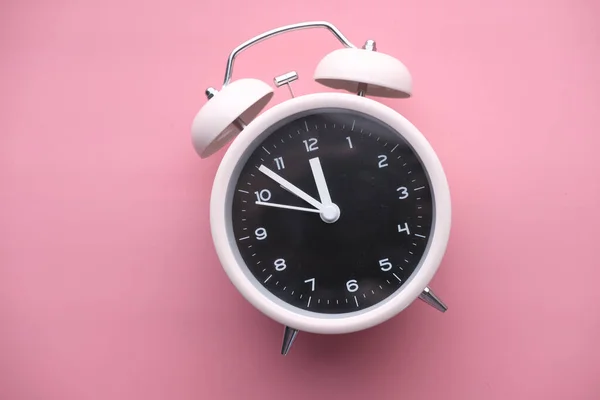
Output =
[{"x1": 190, "y1": 21, "x2": 451, "y2": 355}]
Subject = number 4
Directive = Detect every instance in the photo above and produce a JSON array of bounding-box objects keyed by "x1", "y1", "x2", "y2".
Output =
[{"x1": 398, "y1": 223, "x2": 411, "y2": 235}]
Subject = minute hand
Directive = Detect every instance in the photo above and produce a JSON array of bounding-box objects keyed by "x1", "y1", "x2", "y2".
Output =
[{"x1": 258, "y1": 165, "x2": 323, "y2": 210}]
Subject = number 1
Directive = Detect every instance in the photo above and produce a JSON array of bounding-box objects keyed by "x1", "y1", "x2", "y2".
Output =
[{"x1": 346, "y1": 136, "x2": 353, "y2": 148}]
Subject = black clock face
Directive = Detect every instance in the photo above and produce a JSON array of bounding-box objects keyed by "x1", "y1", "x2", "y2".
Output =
[{"x1": 230, "y1": 108, "x2": 434, "y2": 314}]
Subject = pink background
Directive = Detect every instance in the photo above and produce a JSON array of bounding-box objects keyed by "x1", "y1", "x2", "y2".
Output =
[{"x1": 1, "y1": 0, "x2": 599, "y2": 399}]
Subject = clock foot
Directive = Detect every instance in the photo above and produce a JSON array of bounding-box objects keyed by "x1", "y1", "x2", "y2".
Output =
[
  {"x1": 418, "y1": 286, "x2": 448, "y2": 312},
  {"x1": 281, "y1": 326, "x2": 299, "y2": 355}
]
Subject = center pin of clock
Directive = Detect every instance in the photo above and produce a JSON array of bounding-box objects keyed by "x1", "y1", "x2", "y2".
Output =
[{"x1": 320, "y1": 204, "x2": 340, "y2": 224}]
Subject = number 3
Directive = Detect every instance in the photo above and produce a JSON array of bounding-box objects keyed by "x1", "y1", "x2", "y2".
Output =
[{"x1": 397, "y1": 186, "x2": 409, "y2": 199}]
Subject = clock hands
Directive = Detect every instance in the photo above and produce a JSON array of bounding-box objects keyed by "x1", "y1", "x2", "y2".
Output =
[
  {"x1": 308, "y1": 157, "x2": 340, "y2": 223},
  {"x1": 258, "y1": 165, "x2": 323, "y2": 210},
  {"x1": 257, "y1": 159, "x2": 340, "y2": 223},
  {"x1": 309, "y1": 157, "x2": 333, "y2": 206},
  {"x1": 255, "y1": 201, "x2": 321, "y2": 213}
]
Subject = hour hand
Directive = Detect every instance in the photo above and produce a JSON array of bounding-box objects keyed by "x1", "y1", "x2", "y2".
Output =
[
  {"x1": 308, "y1": 157, "x2": 340, "y2": 223},
  {"x1": 309, "y1": 157, "x2": 333, "y2": 206}
]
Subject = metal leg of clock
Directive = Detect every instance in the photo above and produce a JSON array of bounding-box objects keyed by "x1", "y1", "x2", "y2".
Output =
[
  {"x1": 281, "y1": 326, "x2": 299, "y2": 355},
  {"x1": 418, "y1": 287, "x2": 448, "y2": 312}
]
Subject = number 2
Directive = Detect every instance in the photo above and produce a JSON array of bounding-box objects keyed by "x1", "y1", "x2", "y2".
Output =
[{"x1": 378, "y1": 155, "x2": 388, "y2": 168}]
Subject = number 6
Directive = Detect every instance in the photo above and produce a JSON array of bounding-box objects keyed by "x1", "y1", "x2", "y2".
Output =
[{"x1": 346, "y1": 279, "x2": 359, "y2": 292}]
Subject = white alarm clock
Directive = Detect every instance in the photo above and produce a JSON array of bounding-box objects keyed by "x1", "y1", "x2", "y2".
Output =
[{"x1": 191, "y1": 21, "x2": 451, "y2": 355}]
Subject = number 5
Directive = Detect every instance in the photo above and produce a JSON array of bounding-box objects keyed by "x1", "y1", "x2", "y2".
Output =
[{"x1": 379, "y1": 258, "x2": 392, "y2": 271}]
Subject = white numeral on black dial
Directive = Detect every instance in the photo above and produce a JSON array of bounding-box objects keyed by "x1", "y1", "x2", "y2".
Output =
[
  {"x1": 304, "y1": 278, "x2": 315, "y2": 291},
  {"x1": 274, "y1": 258, "x2": 286, "y2": 271},
  {"x1": 379, "y1": 258, "x2": 392, "y2": 271},
  {"x1": 255, "y1": 189, "x2": 271, "y2": 202},
  {"x1": 303, "y1": 138, "x2": 318, "y2": 152},
  {"x1": 274, "y1": 157, "x2": 285, "y2": 170},
  {"x1": 397, "y1": 186, "x2": 409, "y2": 199},
  {"x1": 346, "y1": 279, "x2": 359, "y2": 292},
  {"x1": 255, "y1": 227, "x2": 267, "y2": 240},
  {"x1": 398, "y1": 223, "x2": 411, "y2": 235},
  {"x1": 346, "y1": 136, "x2": 353, "y2": 148},
  {"x1": 378, "y1": 154, "x2": 388, "y2": 168}
]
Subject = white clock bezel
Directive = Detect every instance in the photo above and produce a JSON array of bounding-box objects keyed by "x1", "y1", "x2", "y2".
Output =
[{"x1": 210, "y1": 92, "x2": 451, "y2": 334}]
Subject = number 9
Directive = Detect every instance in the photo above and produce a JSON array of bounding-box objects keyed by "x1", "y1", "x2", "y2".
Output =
[{"x1": 255, "y1": 227, "x2": 267, "y2": 240}]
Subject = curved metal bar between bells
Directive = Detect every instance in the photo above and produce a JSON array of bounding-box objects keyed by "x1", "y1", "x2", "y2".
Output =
[{"x1": 221, "y1": 21, "x2": 357, "y2": 87}]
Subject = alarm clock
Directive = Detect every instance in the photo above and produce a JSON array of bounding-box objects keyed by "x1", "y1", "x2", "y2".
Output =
[{"x1": 191, "y1": 21, "x2": 451, "y2": 355}]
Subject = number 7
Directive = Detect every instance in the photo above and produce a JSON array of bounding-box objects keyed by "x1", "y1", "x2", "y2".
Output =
[{"x1": 304, "y1": 278, "x2": 315, "y2": 291}]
